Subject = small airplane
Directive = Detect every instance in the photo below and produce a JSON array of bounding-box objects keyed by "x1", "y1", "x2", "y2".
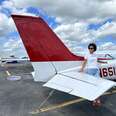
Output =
[
  {"x1": 73, "y1": 51, "x2": 116, "y2": 60},
  {"x1": 0, "y1": 57, "x2": 29, "y2": 64},
  {"x1": 11, "y1": 14, "x2": 116, "y2": 101}
]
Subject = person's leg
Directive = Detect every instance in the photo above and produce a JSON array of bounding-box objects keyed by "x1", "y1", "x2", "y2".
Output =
[
  {"x1": 85, "y1": 69, "x2": 102, "y2": 107},
  {"x1": 94, "y1": 69, "x2": 102, "y2": 106},
  {"x1": 92, "y1": 98, "x2": 101, "y2": 107}
]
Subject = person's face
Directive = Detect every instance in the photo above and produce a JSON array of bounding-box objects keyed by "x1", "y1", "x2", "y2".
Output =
[{"x1": 88, "y1": 46, "x2": 95, "y2": 54}]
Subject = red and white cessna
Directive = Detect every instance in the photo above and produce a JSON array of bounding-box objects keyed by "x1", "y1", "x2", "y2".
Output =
[{"x1": 12, "y1": 15, "x2": 116, "y2": 101}]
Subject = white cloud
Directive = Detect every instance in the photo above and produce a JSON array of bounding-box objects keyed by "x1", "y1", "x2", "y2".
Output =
[
  {"x1": 3, "y1": 38, "x2": 27, "y2": 57},
  {"x1": 0, "y1": 13, "x2": 19, "y2": 36},
  {"x1": 1, "y1": 0, "x2": 14, "y2": 10},
  {"x1": 0, "y1": 0, "x2": 116, "y2": 57},
  {"x1": 3, "y1": 38, "x2": 21, "y2": 48},
  {"x1": 0, "y1": 7, "x2": 36, "y2": 37},
  {"x1": 1, "y1": 0, "x2": 116, "y2": 41},
  {"x1": 70, "y1": 46, "x2": 85, "y2": 53},
  {"x1": 54, "y1": 22, "x2": 92, "y2": 43},
  {"x1": 9, "y1": 0, "x2": 116, "y2": 45},
  {"x1": 99, "y1": 42, "x2": 116, "y2": 50},
  {"x1": 0, "y1": 13, "x2": 15, "y2": 36},
  {"x1": 99, "y1": 1, "x2": 116, "y2": 17},
  {"x1": 95, "y1": 22, "x2": 116, "y2": 38},
  {"x1": 10, "y1": 0, "x2": 116, "y2": 21},
  {"x1": 54, "y1": 21, "x2": 99, "y2": 45}
]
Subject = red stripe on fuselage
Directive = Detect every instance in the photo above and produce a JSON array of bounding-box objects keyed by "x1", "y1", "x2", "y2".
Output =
[
  {"x1": 12, "y1": 15, "x2": 84, "y2": 62},
  {"x1": 98, "y1": 58, "x2": 113, "y2": 60}
]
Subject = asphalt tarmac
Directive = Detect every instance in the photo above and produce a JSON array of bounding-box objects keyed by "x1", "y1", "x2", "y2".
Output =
[{"x1": 0, "y1": 62, "x2": 116, "y2": 116}]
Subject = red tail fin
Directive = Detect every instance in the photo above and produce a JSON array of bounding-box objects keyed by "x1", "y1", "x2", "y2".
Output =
[{"x1": 12, "y1": 15, "x2": 84, "y2": 62}]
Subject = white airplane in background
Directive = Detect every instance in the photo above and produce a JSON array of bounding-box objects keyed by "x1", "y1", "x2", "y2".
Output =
[
  {"x1": 74, "y1": 51, "x2": 116, "y2": 60},
  {"x1": 11, "y1": 14, "x2": 116, "y2": 101},
  {"x1": 73, "y1": 51, "x2": 116, "y2": 66},
  {"x1": 0, "y1": 57, "x2": 29, "y2": 64}
]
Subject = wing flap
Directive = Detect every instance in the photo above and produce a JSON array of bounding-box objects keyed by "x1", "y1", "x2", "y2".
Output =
[
  {"x1": 43, "y1": 71, "x2": 116, "y2": 101},
  {"x1": 44, "y1": 82, "x2": 73, "y2": 93}
]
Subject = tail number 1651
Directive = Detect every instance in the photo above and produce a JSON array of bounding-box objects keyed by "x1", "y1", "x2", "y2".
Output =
[{"x1": 99, "y1": 67, "x2": 116, "y2": 77}]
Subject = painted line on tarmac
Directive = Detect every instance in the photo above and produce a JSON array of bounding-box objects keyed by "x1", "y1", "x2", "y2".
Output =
[
  {"x1": 30, "y1": 98, "x2": 85, "y2": 114},
  {"x1": 30, "y1": 89, "x2": 116, "y2": 114},
  {"x1": 6, "y1": 71, "x2": 11, "y2": 76}
]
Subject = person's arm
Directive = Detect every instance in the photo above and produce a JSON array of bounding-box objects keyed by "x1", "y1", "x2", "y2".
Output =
[{"x1": 79, "y1": 59, "x2": 87, "y2": 72}]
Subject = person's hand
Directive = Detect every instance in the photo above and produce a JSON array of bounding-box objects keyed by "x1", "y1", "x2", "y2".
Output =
[{"x1": 79, "y1": 68, "x2": 84, "y2": 72}]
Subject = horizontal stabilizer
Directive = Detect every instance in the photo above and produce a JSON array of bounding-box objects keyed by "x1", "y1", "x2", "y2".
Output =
[{"x1": 43, "y1": 71, "x2": 116, "y2": 101}]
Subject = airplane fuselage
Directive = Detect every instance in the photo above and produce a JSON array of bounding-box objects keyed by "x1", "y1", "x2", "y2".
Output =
[{"x1": 98, "y1": 60, "x2": 116, "y2": 79}]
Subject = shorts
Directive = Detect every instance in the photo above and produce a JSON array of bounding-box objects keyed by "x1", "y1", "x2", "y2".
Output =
[{"x1": 85, "y1": 68, "x2": 99, "y2": 78}]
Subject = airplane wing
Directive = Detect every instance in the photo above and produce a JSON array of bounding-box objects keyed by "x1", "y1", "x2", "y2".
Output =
[{"x1": 43, "y1": 70, "x2": 116, "y2": 101}]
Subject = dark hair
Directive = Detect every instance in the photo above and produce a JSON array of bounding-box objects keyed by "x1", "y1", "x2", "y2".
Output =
[{"x1": 88, "y1": 43, "x2": 97, "y2": 51}]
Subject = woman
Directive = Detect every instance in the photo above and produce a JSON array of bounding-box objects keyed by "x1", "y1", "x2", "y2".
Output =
[{"x1": 80, "y1": 43, "x2": 102, "y2": 107}]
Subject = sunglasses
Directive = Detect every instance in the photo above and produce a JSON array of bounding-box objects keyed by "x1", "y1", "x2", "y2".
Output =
[{"x1": 89, "y1": 47, "x2": 94, "y2": 50}]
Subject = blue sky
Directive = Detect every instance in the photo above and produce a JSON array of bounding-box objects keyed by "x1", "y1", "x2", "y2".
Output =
[
  {"x1": 0, "y1": 0, "x2": 116, "y2": 57},
  {"x1": 87, "y1": 18, "x2": 116, "y2": 45},
  {"x1": 88, "y1": 18, "x2": 112, "y2": 30}
]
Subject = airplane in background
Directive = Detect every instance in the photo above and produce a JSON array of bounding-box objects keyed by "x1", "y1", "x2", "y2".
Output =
[
  {"x1": 73, "y1": 51, "x2": 116, "y2": 65},
  {"x1": 74, "y1": 51, "x2": 116, "y2": 60},
  {"x1": 0, "y1": 57, "x2": 29, "y2": 64},
  {"x1": 11, "y1": 14, "x2": 116, "y2": 101}
]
